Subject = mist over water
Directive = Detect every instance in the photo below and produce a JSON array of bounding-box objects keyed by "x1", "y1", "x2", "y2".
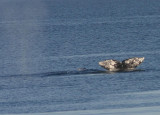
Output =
[{"x1": 0, "y1": 0, "x2": 160, "y2": 114}]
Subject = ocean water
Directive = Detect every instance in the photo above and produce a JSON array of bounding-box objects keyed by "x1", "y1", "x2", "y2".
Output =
[{"x1": 0, "y1": 0, "x2": 160, "y2": 114}]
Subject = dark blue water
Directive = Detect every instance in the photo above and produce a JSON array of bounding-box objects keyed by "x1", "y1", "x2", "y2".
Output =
[{"x1": 0, "y1": 0, "x2": 160, "y2": 114}]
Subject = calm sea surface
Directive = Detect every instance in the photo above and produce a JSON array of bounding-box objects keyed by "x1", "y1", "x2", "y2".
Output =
[{"x1": 0, "y1": 0, "x2": 160, "y2": 114}]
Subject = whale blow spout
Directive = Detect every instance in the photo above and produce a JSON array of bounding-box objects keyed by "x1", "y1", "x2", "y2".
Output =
[{"x1": 99, "y1": 57, "x2": 145, "y2": 71}]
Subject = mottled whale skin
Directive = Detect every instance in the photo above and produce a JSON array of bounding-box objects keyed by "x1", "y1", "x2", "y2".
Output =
[{"x1": 99, "y1": 57, "x2": 144, "y2": 71}]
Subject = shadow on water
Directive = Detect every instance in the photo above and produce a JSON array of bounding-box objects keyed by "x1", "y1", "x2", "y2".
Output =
[{"x1": 0, "y1": 69, "x2": 145, "y2": 78}]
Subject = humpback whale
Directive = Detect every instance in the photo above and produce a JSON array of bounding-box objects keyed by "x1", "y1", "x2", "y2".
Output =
[{"x1": 99, "y1": 57, "x2": 144, "y2": 71}]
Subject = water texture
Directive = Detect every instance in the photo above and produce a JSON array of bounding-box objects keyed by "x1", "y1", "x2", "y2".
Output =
[{"x1": 0, "y1": 0, "x2": 160, "y2": 114}]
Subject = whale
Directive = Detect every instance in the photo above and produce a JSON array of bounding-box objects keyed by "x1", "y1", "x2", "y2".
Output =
[{"x1": 99, "y1": 57, "x2": 145, "y2": 71}]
